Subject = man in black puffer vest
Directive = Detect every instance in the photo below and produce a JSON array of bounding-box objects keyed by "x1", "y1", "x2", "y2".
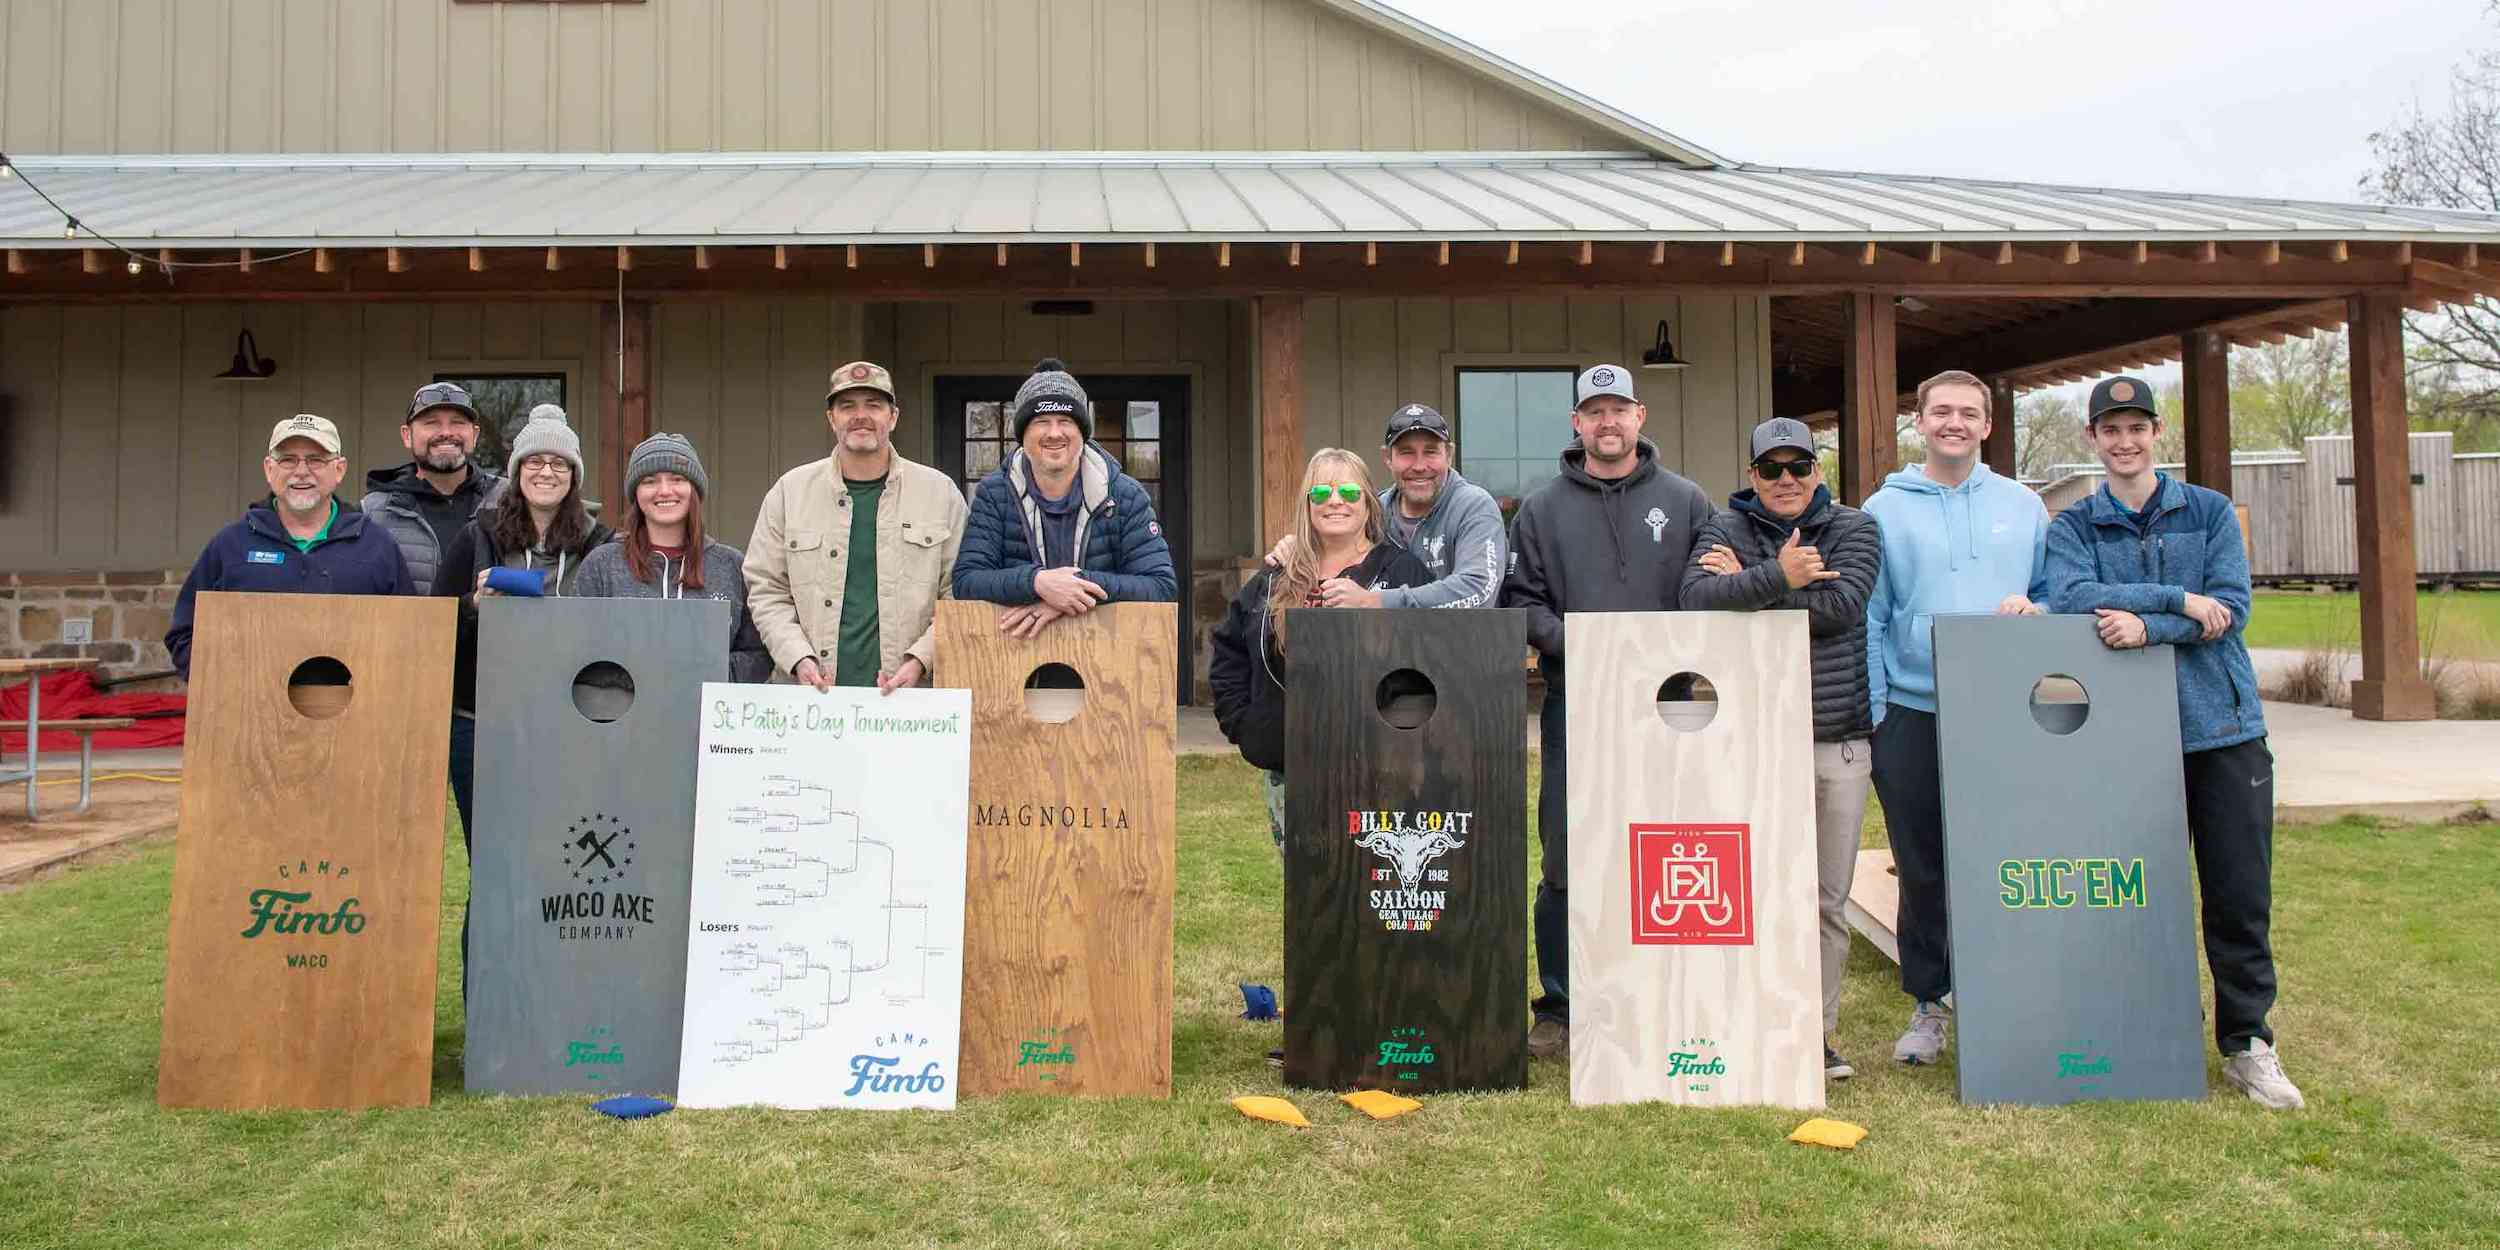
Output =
[
  {"x1": 1680, "y1": 417, "x2": 1883, "y2": 1083},
  {"x1": 360, "y1": 381, "x2": 505, "y2": 596}
]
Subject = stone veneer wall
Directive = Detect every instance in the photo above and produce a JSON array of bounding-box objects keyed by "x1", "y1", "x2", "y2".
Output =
[{"x1": 1, "y1": 571, "x2": 184, "y2": 692}]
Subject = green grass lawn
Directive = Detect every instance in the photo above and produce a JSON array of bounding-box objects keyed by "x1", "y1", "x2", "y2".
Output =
[
  {"x1": 2246, "y1": 590, "x2": 2500, "y2": 660},
  {"x1": 5, "y1": 759, "x2": 2497, "y2": 1248}
]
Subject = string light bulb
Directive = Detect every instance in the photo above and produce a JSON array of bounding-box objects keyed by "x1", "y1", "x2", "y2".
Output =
[
  {"x1": 126, "y1": 257, "x2": 142, "y2": 276},
  {"x1": 61, "y1": 217, "x2": 77, "y2": 240}
]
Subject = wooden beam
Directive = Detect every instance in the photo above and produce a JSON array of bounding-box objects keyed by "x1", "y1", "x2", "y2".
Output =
[
  {"x1": 921, "y1": 243, "x2": 935, "y2": 269},
  {"x1": 845, "y1": 244, "x2": 858, "y2": 269},
  {"x1": 1720, "y1": 241, "x2": 1736, "y2": 266},
  {"x1": 1436, "y1": 241, "x2": 1449, "y2": 266},
  {"x1": 2132, "y1": 241, "x2": 2149, "y2": 264},
  {"x1": 1839, "y1": 292, "x2": 1899, "y2": 505},
  {"x1": 1286, "y1": 242, "x2": 1298, "y2": 268},
  {"x1": 996, "y1": 243, "x2": 1009, "y2": 267},
  {"x1": 2198, "y1": 240, "x2": 2217, "y2": 264},
  {"x1": 1219, "y1": 241, "x2": 1232, "y2": 268},
  {"x1": 546, "y1": 246, "x2": 563, "y2": 271},
  {"x1": 1578, "y1": 240, "x2": 1593, "y2": 266},
  {"x1": 2396, "y1": 241, "x2": 2413, "y2": 265},
  {"x1": 2061, "y1": 241, "x2": 2082, "y2": 265},
  {"x1": 773, "y1": 245, "x2": 788, "y2": 271},
  {"x1": 3, "y1": 249, "x2": 23, "y2": 276},
  {"x1": 2330, "y1": 239, "x2": 2349, "y2": 263},
  {"x1": 2468, "y1": 242, "x2": 2481, "y2": 269},
  {"x1": 1071, "y1": 241, "x2": 1084, "y2": 268},
  {"x1": 2261, "y1": 240, "x2": 2281, "y2": 265},
  {"x1": 2345, "y1": 291, "x2": 2435, "y2": 721},
  {"x1": 469, "y1": 246, "x2": 487, "y2": 273},
  {"x1": 1860, "y1": 241, "x2": 1878, "y2": 266},
  {"x1": 1650, "y1": 241, "x2": 1665, "y2": 265},
  {"x1": 1790, "y1": 242, "x2": 1808, "y2": 267},
  {"x1": 1362, "y1": 241, "x2": 1375, "y2": 267},
  {"x1": 313, "y1": 248, "x2": 332, "y2": 274},
  {"x1": 1147, "y1": 241, "x2": 1160, "y2": 269},
  {"x1": 1983, "y1": 376, "x2": 2017, "y2": 478},
  {"x1": 1506, "y1": 241, "x2": 1520, "y2": 266},
  {"x1": 1257, "y1": 295, "x2": 1305, "y2": 548},
  {"x1": 1928, "y1": 241, "x2": 1944, "y2": 264},
  {"x1": 238, "y1": 248, "x2": 255, "y2": 273},
  {"x1": 598, "y1": 298, "x2": 654, "y2": 505},
  {"x1": 383, "y1": 247, "x2": 404, "y2": 273},
  {"x1": 609, "y1": 245, "x2": 628, "y2": 272},
  {"x1": 2412, "y1": 257, "x2": 2500, "y2": 304},
  {"x1": 80, "y1": 249, "x2": 102, "y2": 275},
  {"x1": 2181, "y1": 329, "x2": 2232, "y2": 493},
  {"x1": 1996, "y1": 241, "x2": 2015, "y2": 265}
]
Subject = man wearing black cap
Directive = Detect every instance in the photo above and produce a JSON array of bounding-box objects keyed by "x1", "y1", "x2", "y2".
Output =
[
  {"x1": 2043, "y1": 375, "x2": 2302, "y2": 1110},
  {"x1": 1682, "y1": 417, "x2": 1884, "y2": 1081},
  {"x1": 952, "y1": 358, "x2": 1177, "y2": 633},
  {"x1": 360, "y1": 381, "x2": 504, "y2": 597},
  {"x1": 1503, "y1": 363, "x2": 1716, "y2": 1059},
  {"x1": 1266, "y1": 404, "x2": 1508, "y2": 612}
]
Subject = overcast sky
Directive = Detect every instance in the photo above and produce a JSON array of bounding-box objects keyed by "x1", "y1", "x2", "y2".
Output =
[{"x1": 1408, "y1": 0, "x2": 2492, "y2": 204}]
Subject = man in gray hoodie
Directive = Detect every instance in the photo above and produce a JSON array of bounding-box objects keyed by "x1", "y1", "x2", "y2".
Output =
[
  {"x1": 1503, "y1": 364, "x2": 1717, "y2": 1059},
  {"x1": 1262, "y1": 402, "x2": 1507, "y2": 612}
]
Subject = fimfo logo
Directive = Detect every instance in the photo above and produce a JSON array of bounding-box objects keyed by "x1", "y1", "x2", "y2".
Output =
[
  {"x1": 2056, "y1": 1040, "x2": 2114, "y2": 1095},
  {"x1": 845, "y1": 1031, "x2": 948, "y2": 1098},
  {"x1": 240, "y1": 859, "x2": 365, "y2": 940},
  {"x1": 1630, "y1": 824, "x2": 1754, "y2": 945},
  {"x1": 1017, "y1": 1026, "x2": 1076, "y2": 1082},
  {"x1": 1376, "y1": 1026, "x2": 1437, "y2": 1082},
  {"x1": 1667, "y1": 1037, "x2": 1727, "y2": 1094},
  {"x1": 565, "y1": 1025, "x2": 624, "y2": 1081}
]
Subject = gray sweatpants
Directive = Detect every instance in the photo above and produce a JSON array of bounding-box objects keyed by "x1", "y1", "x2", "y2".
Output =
[{"x1": 1814, "y1": 738, "x2": 1874, "y2": 1036}]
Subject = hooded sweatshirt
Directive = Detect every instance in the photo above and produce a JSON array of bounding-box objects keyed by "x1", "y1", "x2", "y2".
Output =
[
  {"x1": 359, "y1": 461, "x2": 505, "y2": 596},
  {"x1": 572, "y1": 538, "x2": 774, "y2": 683},
  {"x1": 1502, "y1": 438, "x2": 1716, "y2": 674},
  {"x1": 1374, "y1": 468, "x2": 1508, "y2": 610},
  {"x1": 1861, "y1": 462, "x2": 2049, "y2": 720}
]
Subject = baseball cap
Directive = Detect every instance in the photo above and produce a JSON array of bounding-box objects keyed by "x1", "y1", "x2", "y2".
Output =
[
  {"x1": 2087, "y1": 375, "x2": 2159, "y2": 425},
  {"x1": 1383, "y1": 402, "x2": 1452, "y2": 444},
  {"x1": 405, "y1": 381, "x2": 479, "y2": 426},
  {"x1": 1575, "y1": 364, "x2": 1637, "y2": 408},
  {"x1": 267, "y1": 413, "x2": 342, "y2": 456},
  {"x1": 1749, "y1": 417, "x2": 1816, "y2": 462},
  {"x1": 826, "y1": 361, "x2": 897, "y2": 404}
]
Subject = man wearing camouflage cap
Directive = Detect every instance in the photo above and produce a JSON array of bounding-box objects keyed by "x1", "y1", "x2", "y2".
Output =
[{"x1": 745, "y1": 362, "x2": 969, "y2": 694}]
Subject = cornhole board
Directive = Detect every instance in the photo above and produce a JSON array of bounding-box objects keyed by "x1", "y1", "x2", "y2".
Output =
[
  {"x1": 1565, "y1": 611, "x2": 1822, "y2": 1108},
  {"x1": 157, "y1": 591, "x2": 454, "y2": 1110},
  {"x1": 464, "y1": 597, "x2": 729, "y2": 1097},
  {"x1": 1282, "y1": 608, "x2": 1529, "y2": 1092},
  {"x1": 678, "y1": 683, "x2": 972, "y2": 1110},
  {"x1": 1934, "y1": 614, "x2": 2205, "y2": 1106},
  {"x1": 934, "y1": 600, "x2": 1176, "y2": 1098}
]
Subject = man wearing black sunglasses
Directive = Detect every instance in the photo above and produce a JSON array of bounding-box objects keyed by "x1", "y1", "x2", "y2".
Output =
[{"x1": 1680, "y1": 417, "x2": 1884, "y2": 1082}]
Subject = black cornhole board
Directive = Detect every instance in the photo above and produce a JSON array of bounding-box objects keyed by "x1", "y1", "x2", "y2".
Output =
[
  {"x1": 465, "y1": 596, "x2": 730, "y2": 1097},
  {"x1": 1934, "y1": 614, "x2": 2206, "y2": 1106},
  {"x1": 1282, "y1": 608, "x2": 1528, "y2": 1092}
]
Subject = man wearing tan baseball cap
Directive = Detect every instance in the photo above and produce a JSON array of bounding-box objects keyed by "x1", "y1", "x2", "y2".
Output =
[
  {"x1": 165, "y1": 413, "x2": 414, "y2": 677},
  {"x1": 745, "y1": 362, "x2": 969, "y2": 695}
]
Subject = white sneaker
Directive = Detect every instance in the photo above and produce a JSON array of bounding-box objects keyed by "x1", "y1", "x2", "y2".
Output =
[
  {"x1": 2222, "y1": 1038, "x2": 2305, "y2": 1110},
  {"x1": 1893, "y1": 1000, "x2": 1951, "y2": 1065}
]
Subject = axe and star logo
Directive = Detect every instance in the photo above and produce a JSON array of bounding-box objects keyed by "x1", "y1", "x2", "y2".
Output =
[
  {"x1": 1630, "y1": 824, "x2": 1754, "y2": 945},
  {"x1": 1350, "y1": 810, "x2": 1471, "y2": 932},
  {"x1": 562, "y1": 814, "x2": 634, "y2": 886},
  {"x1": 541, "y1": 813, "x2": 656, "y2": 940}
]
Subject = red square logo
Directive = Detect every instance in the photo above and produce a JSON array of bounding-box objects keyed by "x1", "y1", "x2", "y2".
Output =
[{"x1": 1630, "y1": 824, "x2": 1754, "y2": 945}]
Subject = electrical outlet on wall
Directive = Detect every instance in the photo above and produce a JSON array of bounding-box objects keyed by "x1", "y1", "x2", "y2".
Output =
[{"x1": 62, "y1": 617, "x2": 94, "y2": 645}]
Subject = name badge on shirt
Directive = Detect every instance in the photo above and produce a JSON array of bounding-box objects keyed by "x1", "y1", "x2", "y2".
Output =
[{"x1": 247, "y1": 550, "x2": 286, "y2": 565}]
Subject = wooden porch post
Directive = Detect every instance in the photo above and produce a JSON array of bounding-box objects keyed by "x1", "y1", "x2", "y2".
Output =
[
  {"x1": 2345, "y1": 293, "x2": 2435, "y2": 721},
  {"x1": 598, "y1": 299, "x2": 653, "y2": 502},
  {"x1": 2181, "y1": 329, "x2": 2233, "y2": 492},
  {"x1": 1839, "y1": 292, "x2": 1898, "y2": 505},
  {"x1": 1982, "y1": 376, "x2": 2017, "y2": 479},
  {"x1": 1257, "y1": 295, "x2": 1306, "y2": 547}
]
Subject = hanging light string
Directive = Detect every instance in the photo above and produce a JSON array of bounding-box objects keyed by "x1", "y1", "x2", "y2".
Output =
[{"x1": 0, "y1": 151, "x2": 315, "y2": 277}]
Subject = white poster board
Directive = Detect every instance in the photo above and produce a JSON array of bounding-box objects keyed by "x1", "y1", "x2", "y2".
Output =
[{"x1": 677, "y1": 684, "x2": 972, "y2": 1110}]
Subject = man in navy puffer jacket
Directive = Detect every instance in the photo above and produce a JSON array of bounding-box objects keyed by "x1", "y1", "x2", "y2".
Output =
[
  {"x1": 2042, "y1": 374, "x2": 2303, "y2": 1112},
  {"x1": 951, "y1": 358, "x2": 1177, "y2": 636}
]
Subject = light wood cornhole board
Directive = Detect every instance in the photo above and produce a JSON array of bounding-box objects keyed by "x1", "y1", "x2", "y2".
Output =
[
  {"x1": 1935, "y1": 615, "x2": 2205, "y2": 1106},
  {"x1": 1566, "y1": 611, "x2": 1822, "y2": 1109},
  {"x1": 465, "y1": 597, "x2": 728, "y2": 1097},
  {"x1": 935, "y1": 600, "x2": 1176, "y2": 1098},
  {"x1": 158, "y1": 591, "x2": 454, "y2": 1110},
  {"x1": 1282, "y1": 609, "x2": 1528, "y2": 1092}
]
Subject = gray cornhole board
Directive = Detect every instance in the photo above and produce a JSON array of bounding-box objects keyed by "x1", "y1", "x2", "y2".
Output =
[
  {"x1": 466, "y1": 596, "x2": 730, "y2": 1096},
  {"x1": 1934, "y1": 614, "x2": 2206, "y2": 1106}
]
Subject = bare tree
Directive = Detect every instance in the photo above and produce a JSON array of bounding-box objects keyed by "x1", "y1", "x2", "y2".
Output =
[
  {"x1": 2365, "y1": 42, "x2": 2500, "y2": 439},
  {"x1": 2013, "y1": 391, "x2": 2085, "y2": 481}
]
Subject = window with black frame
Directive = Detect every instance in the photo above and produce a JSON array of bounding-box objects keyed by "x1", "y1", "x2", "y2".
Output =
[{"x1": 433, "y1": 373, "x2": 565, "y2": 476}]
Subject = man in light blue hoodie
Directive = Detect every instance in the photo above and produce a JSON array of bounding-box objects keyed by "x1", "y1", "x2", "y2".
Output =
[{"x1": 1862, "y1": 369, "x2": 2049, "y2": 1067}]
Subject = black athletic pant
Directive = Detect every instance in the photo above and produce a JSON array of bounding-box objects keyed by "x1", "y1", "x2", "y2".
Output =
[
  {"x1": 2186, "y1": 737, "x2": 2278, "y2": 1054},
  {"x1": 1871, "y1": 705, "x2": 1950, "y2": 1004},
  {"x1": 1532, "y1": 678, "x2": 1569, "y2": 1023}
]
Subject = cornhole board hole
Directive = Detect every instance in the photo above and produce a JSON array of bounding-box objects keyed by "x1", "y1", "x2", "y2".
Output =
[
  {"x1": 465, "y1": 597, "x2": 728, "y2": 1097},
  {"x1": 1565, "y1": 611, "x2": 1823, "y2": 1109},
  {"x1": 157, "y1": 591, "x2": 454, "y2": 1110},
  {"x1": 935, "y1": 601, "x2": 1176, "y2": 1098},
  {"x1": 678, "y1": 683, "x2": 972, "y2": 1110},
  {"x1": 1934, "y1": 614, "x2": 2205, "y2": 1106},
  {"x1": 1282, "y1": 608, "x2": 1528, "y2": 1093}
]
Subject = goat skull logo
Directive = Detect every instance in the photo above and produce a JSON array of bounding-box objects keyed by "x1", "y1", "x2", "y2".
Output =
[{"x1": 1355, "y1": 826, "x2": 1465, "y2": 894}]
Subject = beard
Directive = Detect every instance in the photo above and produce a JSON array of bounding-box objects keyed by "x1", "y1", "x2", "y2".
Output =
[{"x1": 417, "y1": 440, "x2": 471, "y2": 472}]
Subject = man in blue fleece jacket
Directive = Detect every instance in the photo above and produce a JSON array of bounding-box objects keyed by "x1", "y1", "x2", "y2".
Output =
[
  {"x1": 2042, "y1": 375, "x2": 2303, "y2": 1110},
  {"x1": 1862, "y1": 369, "x2": 2048, "y2": 1068}
]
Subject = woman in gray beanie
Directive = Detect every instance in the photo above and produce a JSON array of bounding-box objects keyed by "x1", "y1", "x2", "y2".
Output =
[{"x1": 573, "y1": 432, "x2": 772, "y2": 682}]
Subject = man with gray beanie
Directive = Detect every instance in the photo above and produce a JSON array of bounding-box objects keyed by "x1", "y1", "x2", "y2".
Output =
[
  {"x1": 361, "y1": 380, "x2": 504, "y2": 595},
  {"x1": 1681, "y1": 416, "x2": 1883, "y2": 1081},
  {"x1": 952, "y1": 357, "x2": 1176, "y2": 637}
]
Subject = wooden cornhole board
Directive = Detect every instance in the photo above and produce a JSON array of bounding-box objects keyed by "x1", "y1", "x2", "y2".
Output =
[
  {"x1": 1282, "y1": 608, "x2": 1528, "y2": 1092},
  {"x1": 157, "y1": 591, "x2": 454, "y2": 1110},
  {"x1": 1934, "y1": 615, "x2": 2205, "y2": 1106},
  {"x1": 934, "y1": 600, "x2": 1176, "y2": 1098},
  {"x1": 465, "y1": 597, "x2": 728, "y2": 1097},
  {"x1": 1565, "y1": 611, "x2": 1822, "y2": 1109}
]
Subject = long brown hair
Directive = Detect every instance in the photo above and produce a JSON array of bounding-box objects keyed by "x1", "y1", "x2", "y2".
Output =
[
  {"x1": 619, "y1": 488, "x2": 708, "y2": 591},
  {"x1": 485, "y1": 481, "x2": 596, "y2": 563},
  {"x1": 1268, "y1": 448, "x2": 1385, "y2": 646}
]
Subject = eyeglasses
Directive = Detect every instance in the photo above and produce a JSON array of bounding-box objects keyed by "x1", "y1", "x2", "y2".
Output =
[
  {"x1": 518, "y1": 456, "x2": 574, "y2": 477},
  {"x1": 1752, "y1": 458, "x2": 1816, "y2": 481},
  {"x1": 1308, "y1": 484, "x2": 1366, "y2": 504},
  {"x1": 269, "y1": 454, "x2": 338, "y2": 471}
]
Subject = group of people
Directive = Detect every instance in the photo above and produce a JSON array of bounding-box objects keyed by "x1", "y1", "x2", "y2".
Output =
[
  {"x1": 1206, "y1": 364, "x2": 2300, "y2": 1111},
  {"x1": 166, "y1": 348, "x2": 2298, "y2": 1111}
]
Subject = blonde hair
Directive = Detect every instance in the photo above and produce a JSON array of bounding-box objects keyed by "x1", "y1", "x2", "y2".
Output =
[
  {"x1": 1915, "y1": 369, "x2": 1991, "y2": 417},
  {"x1": 1269, "y1": 448, "x2": 1385, "y2": 647}
]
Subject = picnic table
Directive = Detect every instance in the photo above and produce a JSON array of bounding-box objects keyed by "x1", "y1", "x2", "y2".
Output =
[{"x1": 2, "y1": 658, "x2": 130, "y2": 820}]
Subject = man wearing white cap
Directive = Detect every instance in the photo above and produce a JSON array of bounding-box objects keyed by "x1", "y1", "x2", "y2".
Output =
[{"x1": 166, "y1": 414, "x2": 413, "y2": 676}]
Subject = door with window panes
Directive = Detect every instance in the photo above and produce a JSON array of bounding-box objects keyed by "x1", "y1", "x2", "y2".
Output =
[{"x1": 933, "y1": 375, "x2": 1193, "y2": 703}]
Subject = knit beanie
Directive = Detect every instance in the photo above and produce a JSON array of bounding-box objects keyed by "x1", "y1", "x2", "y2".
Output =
[
  {"x1": 625, "y1": 432, "x2": 708, "y2": 499},
  {"x1": 1011, "y1": 357, "x2": 1092, "y2": 443},
  {"x1": 506, "y1": 403, "x2": 585, "y2": 480}
]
